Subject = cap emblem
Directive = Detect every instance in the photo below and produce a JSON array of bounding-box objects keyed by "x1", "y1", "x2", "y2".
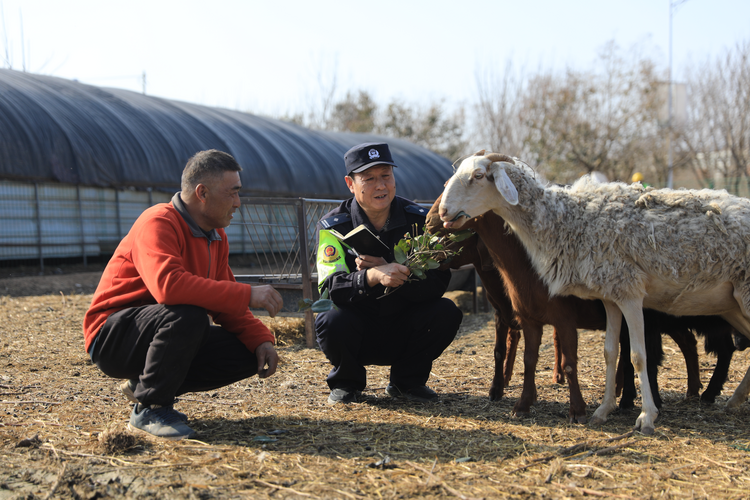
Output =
[{"x1": 368, "y1": 149, "x2": 380, "y2": 160}]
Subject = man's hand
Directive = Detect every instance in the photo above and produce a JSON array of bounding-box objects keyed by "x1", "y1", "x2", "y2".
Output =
[
  {"x1": 366, "y1": 263, "x2": 411, "y2": 288},
  {"x1": 355, "y1": 254, "x2": 388, "y2": 270},
  {"x1": 250, "y1": 285, "x2": 284, "y2": 317},
  {"x1": 255, "y1": 341, "x2": 278, "y2": 379}
]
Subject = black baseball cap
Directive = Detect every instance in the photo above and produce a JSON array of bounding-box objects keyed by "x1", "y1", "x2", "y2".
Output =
[{"x1": 344, "y1": 142, "x2": 399, "y2": 175}]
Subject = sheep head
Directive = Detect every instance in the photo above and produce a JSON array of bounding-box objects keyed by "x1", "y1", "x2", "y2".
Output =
[{"x1": 439, "y1": 153, "x2": 518, "y2": 229}]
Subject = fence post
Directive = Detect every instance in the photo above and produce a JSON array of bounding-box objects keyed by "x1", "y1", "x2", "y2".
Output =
[
  {"x1": 34, "y1": 182, "x2": 44, "y2": 272},
  {"x1": 77, "y1": 185, "x2": 87, "y2": 266},
  {"x1": 297, "y1": 199, "x2": 315, "y2": 348},
  {"x1": 115, "y1": 189, "x2": 123, "y2": 241}
]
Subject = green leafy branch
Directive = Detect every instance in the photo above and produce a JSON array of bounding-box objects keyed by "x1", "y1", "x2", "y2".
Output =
[
  {"x1": 300, "y1": 225, "x2": 474, "y2": 311},
  {"x1": 298, "y1": 288, "x2": 335, "y2": 313},
  {"x1": 380, "y1": 224, "x2": 473, "y2": 297},
  {"x1": 393, "y1": 224, "x2": 472, "y2": 280}
]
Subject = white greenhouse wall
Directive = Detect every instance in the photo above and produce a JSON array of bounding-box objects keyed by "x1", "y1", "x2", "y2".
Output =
[{"x1": 0, "y1": 180, "x2": 172, "y2": 262}]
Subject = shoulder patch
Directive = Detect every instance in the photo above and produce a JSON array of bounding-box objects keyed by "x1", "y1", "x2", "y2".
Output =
[
  {"x1": 319, "y1": 213, "x2": 352, "y2": 229},
  {"x1": 404, "y1": 204, "x2": 428, "y2": 217}
]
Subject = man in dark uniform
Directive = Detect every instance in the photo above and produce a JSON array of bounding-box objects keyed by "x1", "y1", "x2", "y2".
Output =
[{"x1": 315, "y1": 142, "x2": 463, "y2": 404}]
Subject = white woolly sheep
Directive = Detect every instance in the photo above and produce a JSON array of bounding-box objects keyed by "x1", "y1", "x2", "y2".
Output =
[{"x1": 439, "y1": 152, "x2": 750, "y2": 435}]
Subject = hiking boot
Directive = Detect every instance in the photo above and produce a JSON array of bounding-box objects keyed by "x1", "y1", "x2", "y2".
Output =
[
  {"x1": 327, "y1": 387, "x2": 359, "y2": 404},
  {"x1": 386, "y1": 383, "x2": 439, "y2": 402},
  {"x1": 128, "y1": 404, "x2": 196, "y2": 440},
  {"x1": 121, "y1": 380, "x2": 187, "y2": 422}
]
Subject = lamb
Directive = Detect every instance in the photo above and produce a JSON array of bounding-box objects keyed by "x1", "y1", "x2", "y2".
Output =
[
  {"x1": 427, "y1": 195, "x2": 737, "y2": 420},
  {"x1": 439, "y1": 152, "x2": 750, "y2": 434}
]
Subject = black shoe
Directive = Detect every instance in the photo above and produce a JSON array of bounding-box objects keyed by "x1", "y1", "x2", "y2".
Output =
[
  {"x1": 386, "y1": 383, "x2": 439, "y2": 402},
  {"x1": 328, "y1": 387, "x2": 359, "y2": 404}
]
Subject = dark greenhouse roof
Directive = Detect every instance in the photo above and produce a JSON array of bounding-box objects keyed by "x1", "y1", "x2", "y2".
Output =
[{"x1": 0, "y1": 68, "x2": 455, "y2": 200}]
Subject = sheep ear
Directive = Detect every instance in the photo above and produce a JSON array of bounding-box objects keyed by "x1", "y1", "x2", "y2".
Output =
[{"x1": 491, "y1": 163, "x2": 518, "y2": 205}]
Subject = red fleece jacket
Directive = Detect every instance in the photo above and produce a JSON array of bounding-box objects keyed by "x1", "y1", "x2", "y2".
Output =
[{"x1": 83, "y1": 200, "x2": 274, "y2": 353}]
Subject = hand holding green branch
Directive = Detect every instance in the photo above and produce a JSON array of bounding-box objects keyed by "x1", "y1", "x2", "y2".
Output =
[{"x1": 300, "y1": 226, "x2": 472, "y2": 312}]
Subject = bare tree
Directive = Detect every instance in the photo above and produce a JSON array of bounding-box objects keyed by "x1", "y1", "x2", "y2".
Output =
[
  {"x1": 679, "y1": 39, "x2": 750, "y2": 194},
  {"x1": 284, "y1": 55, "x2": 342, "y2": 130},
  {"x1": 328, "y1": 90, "x2": 378, "y2": 133},
  {"x1": 520, "y1": 41, "x2": 665, "y2": 184},
  {"x1": 473, "y1": 59, "x2": 528, "y2": 157},
  {"x1": 1, "y1": 2, "x2": 12, "y2": 69},
  {"x1": 379, "y1": 99, "x2": 467, "y2": 160}
]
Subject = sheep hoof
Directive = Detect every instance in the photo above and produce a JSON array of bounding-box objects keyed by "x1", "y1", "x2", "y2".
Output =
[
  {"x1": 511, "y1": 409, "x2": 531, "y2": 420},
  {"x1": 488, "y1": 387, "x2": 504, "y2": 401},
  {"x1": 726, "y1": 395, "x2": 744, "y2": 409},
  {"x1": 699, "y1": 393, "x2": 716, "y2": 405},
  {"x1": 589, "y1": 415, "x2": 606, "y2": 426},
  {"x1": 637, "y1": 425, "x2": 655, "y2": 436},
  {"x1": 570, "y1": 414, "x2": 587, "y2": 425}
]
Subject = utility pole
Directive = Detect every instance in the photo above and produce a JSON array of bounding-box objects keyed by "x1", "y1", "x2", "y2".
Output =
[{"x1": 142, "y1": 71, "x2": 146, "y2": 95}]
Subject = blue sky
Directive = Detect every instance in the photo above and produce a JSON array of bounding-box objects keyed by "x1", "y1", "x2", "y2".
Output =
[{"x1": 1, "y1": 0, "x2": 748, "y2": 116}]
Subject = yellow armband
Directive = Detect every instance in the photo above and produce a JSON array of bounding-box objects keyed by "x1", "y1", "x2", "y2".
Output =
[{"x1": 317, "y1": 229, "x2": 351, "y2": 291}]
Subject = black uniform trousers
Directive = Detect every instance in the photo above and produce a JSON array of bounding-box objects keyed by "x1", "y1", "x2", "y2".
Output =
[
  {"x1": 89, "y1": 304, "x2": 258, "y2": 407},
  {"x1": 315, "y1": 297, "x2": 462, "y2": 392}
]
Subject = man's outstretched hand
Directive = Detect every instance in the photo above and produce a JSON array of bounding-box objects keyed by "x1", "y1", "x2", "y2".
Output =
[
  {"x1": 255, "y1": 341, "x2": 278, "y2": 379},
  {"x1": 250, "y1": 285, "x2": 284, "y2": 317}
]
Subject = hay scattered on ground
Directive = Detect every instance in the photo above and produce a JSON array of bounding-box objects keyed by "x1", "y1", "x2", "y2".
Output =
[{"x1": 1, "y1": 289, "x2": 750, "y2": 498}]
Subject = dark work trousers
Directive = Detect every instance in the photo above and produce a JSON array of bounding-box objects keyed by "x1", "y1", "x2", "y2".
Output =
[
  {"x1": 89, "y1": 304, "x2": 258, "y2": 407},
  {"x1": 315, "y1": 297, "x2": 462, "y2": 392}
]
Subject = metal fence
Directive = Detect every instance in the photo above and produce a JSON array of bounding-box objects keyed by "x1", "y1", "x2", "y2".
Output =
[
  {"x1": 232, "y1": 197, "x2": 340, "y2": 347},
  {"x1": 0, "y1": 180, "x2": 172, "y2": 270}
]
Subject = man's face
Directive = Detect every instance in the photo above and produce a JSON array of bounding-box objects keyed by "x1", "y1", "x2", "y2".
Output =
[
  {"x1": 198, "y1": 170, "x2": 242, "y2": 230},
  {"x1": 345, "y1": 165, "x2": 396, "y2": 214}
]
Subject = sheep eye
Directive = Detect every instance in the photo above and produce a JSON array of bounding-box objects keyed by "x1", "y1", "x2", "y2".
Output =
[{"x1": 474, "y1": 172, "x2": 484, "y2": 180}]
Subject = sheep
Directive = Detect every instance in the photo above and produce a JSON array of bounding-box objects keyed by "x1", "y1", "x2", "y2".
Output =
[
  {"x1": 439, "y1": 151, "x2": 750, "y2": 435},
  {"x1": 440, "y1": 231, "x2": 523, "y2": 399},
  {"x1": 427, "y1": 196, "x2": 737, "y2": 421}
]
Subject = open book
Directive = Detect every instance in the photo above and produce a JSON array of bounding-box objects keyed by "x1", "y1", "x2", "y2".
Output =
[{"x1": 328, "y1": 224, "x2": 390, "y2": 258}]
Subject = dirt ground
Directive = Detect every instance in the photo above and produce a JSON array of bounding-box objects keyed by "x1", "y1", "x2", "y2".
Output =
[{"x1": 2, "y1": 272, "x2": 750, "y2": 499}]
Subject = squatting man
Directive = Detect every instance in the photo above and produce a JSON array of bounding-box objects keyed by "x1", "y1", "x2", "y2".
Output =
[
  {"x1": 83, "y1": 149, "x2": 283, "y2": 440},
  {"x1": 315, "y1": 142, "x2": 463, "y2": 404}
]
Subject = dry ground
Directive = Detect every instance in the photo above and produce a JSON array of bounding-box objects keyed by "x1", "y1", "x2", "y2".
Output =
[{"x1": 2, "y1": 272, "x2": 750, "y2": 499}]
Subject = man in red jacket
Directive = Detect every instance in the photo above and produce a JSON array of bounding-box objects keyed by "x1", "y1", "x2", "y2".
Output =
[{"x1": 83, "y1": 150, "x2": 283, "y2": 440}]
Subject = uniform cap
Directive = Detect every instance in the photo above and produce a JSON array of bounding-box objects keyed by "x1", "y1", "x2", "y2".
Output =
[{"x1": 344, "y1": 142, "x2": 398, "y2": 175}]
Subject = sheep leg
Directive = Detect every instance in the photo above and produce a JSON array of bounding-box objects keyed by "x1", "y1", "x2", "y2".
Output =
[
  {"x1": 552, "y1": 327, "x2": 566, "y2": 385},
  {"x1": 666, "y1": 329, "x2": 701, "y2": 398},
  {"x1": 489, "y1": 312, "x2": 509, "y2": 400},
  {"x1": 722, "y1": 296, "x2": 750, "y2": 409},
  {"x1": 591, "y1": 301, "x2": 623, "y2": 427},
  {"x1": 620, "y1": 299, "x2": 658, "y2": 435},
  {"x1": 557, "y1": 324, "x2": 586, "y2": 424},
  {"x1": 617, "y1": 326, "x2": 637, "y2": 410},
  {"x1": 512, "y1": 322, "x2": 542, "y2": 417},
  {"x1": 504, "y1": 328, "x2": 521, "y2": 387},
  {"x1": 701, "y1": 332, "x2": 734, "y2": 403},
  {"x1": 727, "y1": 363, "x2": 750, "y2": 409}
]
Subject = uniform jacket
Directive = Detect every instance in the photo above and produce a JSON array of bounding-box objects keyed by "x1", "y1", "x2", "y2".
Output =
[
  {"x1": 83, "y1": 193, "x2": 274, "y2": 353},
  {"x1": 316, "y1": 196, "x2": 452, "y2": 316}
]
